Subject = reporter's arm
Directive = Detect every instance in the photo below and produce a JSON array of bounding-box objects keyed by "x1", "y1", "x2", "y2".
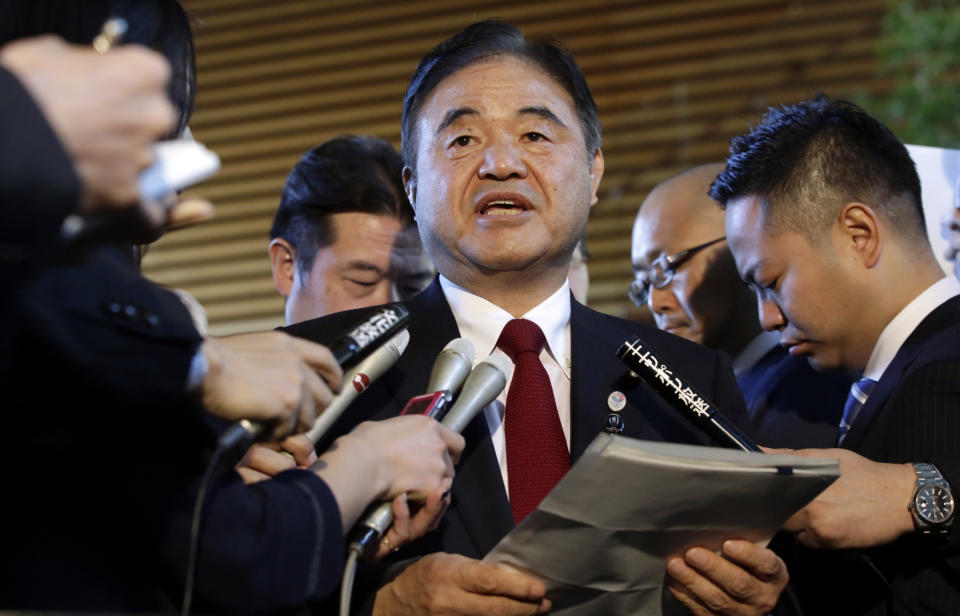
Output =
[{"x1": 0, "y1": 65, "x2": 79, "y2": 256}]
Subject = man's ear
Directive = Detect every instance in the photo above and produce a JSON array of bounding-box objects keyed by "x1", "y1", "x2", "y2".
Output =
[
  {"x1": 838, "y1": 202, "x2": 882, "y2": 268},
  {"x1": 268, "y1": 238, "x2": 297, "y2": 297},
  {"x1": 588, "y1": 149, "x2": 605, "y2": 208},
  {"x1": 403, "y1": 166, "x2": 417, "y2": 209}
]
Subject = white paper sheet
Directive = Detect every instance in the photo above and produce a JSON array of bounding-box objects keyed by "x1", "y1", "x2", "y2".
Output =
[{"x1": 484, "y1": 434, "x2": 840, "y2": 615}]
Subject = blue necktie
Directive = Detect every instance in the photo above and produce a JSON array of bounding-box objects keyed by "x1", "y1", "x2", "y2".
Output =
[{"x1": 837, "y1": 377, "x2": 877, "y2": 445}]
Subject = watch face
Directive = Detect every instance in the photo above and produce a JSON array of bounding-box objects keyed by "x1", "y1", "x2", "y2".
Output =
[{"x1": 917, "y1": 484, "x2": 955, "y2": 524}]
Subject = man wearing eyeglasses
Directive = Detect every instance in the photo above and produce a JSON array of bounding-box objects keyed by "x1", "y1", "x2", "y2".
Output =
[{"x1": 631, "y1": 164, "x2": 849, "y2": 448}]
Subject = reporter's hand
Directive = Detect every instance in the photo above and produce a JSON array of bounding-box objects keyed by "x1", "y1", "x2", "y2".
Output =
[
  {"x1": 373, "y1": 487, "x2": 451, "y2": 560},
  {"x1": 313, "y1": 415, "x2": 463, "y2": 529},
  {"x1": 373, "y1": 553, "x2": 549, "y2": 616},
  {"x1": 666, "y1": 540, "x2": 788, "y2": 615},
  {"x1": 236, "y1": 434, "x2": 317, "y2": 485},
  {"x1": 0, "y1": 36, "x2": 175, "y2": 212},
  {"x1": 200, "y1": 332, "x2": 342, "y2": 441},
  {"x1": 771, "y1": 447, "x2": 915, "y2": 549}
]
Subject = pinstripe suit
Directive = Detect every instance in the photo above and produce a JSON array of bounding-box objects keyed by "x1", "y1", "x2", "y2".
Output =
[{"x1": 785, "y1": 296, "x2": 960, "y2": 616}]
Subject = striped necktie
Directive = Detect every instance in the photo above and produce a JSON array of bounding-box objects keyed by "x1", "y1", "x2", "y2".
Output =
[{"x1": 837, "y1": 377, "x2": 877, "y2": 445}]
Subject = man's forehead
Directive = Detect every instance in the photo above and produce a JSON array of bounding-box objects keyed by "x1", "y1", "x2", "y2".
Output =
[{"x1": 419, "y1": 56, "x2": 578, "y2": 127}]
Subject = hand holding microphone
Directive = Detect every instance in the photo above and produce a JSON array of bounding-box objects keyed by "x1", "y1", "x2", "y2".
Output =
[
  {"x1": 349, "y1": 351, "x2": 512, "y2": 559},
  {"x1": 213, "y1": 305, "x2": 410, "y2": 460}
]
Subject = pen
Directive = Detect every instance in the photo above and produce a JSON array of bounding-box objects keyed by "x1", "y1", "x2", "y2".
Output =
[{"x1": 92, "y1": 17, "x2": 127, "y2": 53}]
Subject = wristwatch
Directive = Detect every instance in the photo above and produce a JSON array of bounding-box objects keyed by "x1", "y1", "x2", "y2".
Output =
[{"x1": 909, "y1": 462, "x2": 955, "y2": 536}]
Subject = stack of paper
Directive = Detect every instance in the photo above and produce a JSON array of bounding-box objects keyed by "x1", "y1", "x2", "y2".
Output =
[{"x1": 484, "y1": 434, "x2": 839, "y2": 615}]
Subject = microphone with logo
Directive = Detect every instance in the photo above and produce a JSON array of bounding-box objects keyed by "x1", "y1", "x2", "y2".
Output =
[
  {"x1": 305, "y1": 329, "x2": 410, "y2": 445},
  {"x1": 616, "y1": 335, "x2": 760, "y2": 452},
  {"x1": 399, "y1": 338, "x2": 476, "y2": 420},
  {"x1": 348, "y1": 350, "x2": 512, "y2": 559},
  {"x1": 216, "y1": 304, "x2": 411, "y2": 462}
]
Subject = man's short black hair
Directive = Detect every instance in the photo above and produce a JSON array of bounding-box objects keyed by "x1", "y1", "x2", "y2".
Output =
[
  {"x1": 401, "y1": 19, "x2": 601, "y2": 174},
  {"x1": 709, "y1": 95, "x2": 924, "y2": 242},
  {"x1": 0, "y1": 0, "x2": 195, "y2": 138},
  {"x1": 270, "y1": 135, "x2": 412, "y2": 275}
]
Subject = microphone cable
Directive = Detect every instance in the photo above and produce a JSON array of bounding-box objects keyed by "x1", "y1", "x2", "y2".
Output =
[
  {"x1": 180, "y1": 445, "x2": 223, "y2": 615},
  {"x1": 339, "y1": 546, "x2": 362, "y2": 616}
]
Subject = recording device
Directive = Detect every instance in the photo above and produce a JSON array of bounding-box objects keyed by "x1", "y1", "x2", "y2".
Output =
[
  {"x1": 400, "y1": 338, "x2": 476, "y2": 420},
  {"x1": 616, "y1": 335, "x2": 760, "y2": 452},
  {"x1": 216, "y1": 305, "x2": 412, "y2": 457},
  {"x1": 306, "y1": 329, "x2": 410, "y2": 444},
  {"x1": 60, "y1": 136, "x2": 221, "y2": 247},
  {"x1": 349, "y1": 351, "x2": 512, "y2": 559}
]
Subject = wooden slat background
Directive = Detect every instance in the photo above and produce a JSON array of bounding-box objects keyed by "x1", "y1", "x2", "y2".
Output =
[{"x1": 142, "y1": 0, "x2": 889, "y2": 335}]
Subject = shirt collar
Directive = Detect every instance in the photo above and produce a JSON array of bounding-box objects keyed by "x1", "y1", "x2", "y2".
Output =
[
  {"x1": 438, "y1": 275, "x2": 572, "y2": 379},
  {"x1": 732, "y1": 330, "x2": 781, "y2": 376},
  {"x1": 863, "y1": 276, "x2": 960, "y2": 381}
]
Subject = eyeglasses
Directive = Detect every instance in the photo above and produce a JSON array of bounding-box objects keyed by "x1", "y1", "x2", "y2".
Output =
[{"x1": 629, "y1": 236, "x2": 726, "y2": 306}]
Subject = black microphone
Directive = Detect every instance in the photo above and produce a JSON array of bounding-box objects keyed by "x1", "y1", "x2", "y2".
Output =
[
  {"x1": 616, "y1": 335, "x2": 760, "y2": 452},
  {"x1": 349, "y1": 351, "x2": 512, "y2": 559},
  {"x1": 400, "y1": 338, "x2": 476, "y2": 420},
  {"x1": 216, "y1": 304, "x2": 411, "y2": 457}
]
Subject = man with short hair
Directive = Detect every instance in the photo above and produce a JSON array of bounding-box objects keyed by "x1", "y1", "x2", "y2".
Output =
[
  {"x1": 632, "y1": 164, "x2": 849, "y2": 448},
  {"x1": 269, "y1": 135, "x2": 434, "y2": 324},
  {"x1": 287, "y1": 20, "x2": 789, "y2": 616},
  {"x1": 713, "y1": 95, "x2": 960, "y2": 614}
]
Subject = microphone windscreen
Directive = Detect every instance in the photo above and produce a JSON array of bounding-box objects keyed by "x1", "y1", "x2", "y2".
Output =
[{"x1": 426, "y1": 337, "x2": 475, "y2": 396}]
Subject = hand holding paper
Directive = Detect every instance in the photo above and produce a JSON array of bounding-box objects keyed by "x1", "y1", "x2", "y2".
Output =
[
  {"x1": 774, "y1": 447, "x2": 916, "y2": 549},
  {"x1": 666, "y1": 540, "x2": 787, "y2": 616}
]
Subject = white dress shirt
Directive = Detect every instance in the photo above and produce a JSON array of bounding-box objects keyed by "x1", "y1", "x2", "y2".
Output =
[
  {"x1": 863, "y1": 276, "x2": 960, "y2": 382},
  {"x1": 439, "y1": 275, "x2": 572, "y2": 495}
]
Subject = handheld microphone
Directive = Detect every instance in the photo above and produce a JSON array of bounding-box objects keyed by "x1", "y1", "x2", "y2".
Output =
[
  {"x1": 306, "y1": 329, "x2": 410, "y2": 444},
  {"x1": 400, "y1": 338, "x2": 476, "y2": 420},
  {"x1": 216, "y1": 304, "x2": 411, "y2": 457},
  {"x1": 349, "y1": 351, "x2": 512, "y2": 559},
  {"x1": 616, "y1": 335, "x2": 760, "y2": 452}
]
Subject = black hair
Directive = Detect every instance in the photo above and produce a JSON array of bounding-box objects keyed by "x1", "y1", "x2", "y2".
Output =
[
  {"x1": 0, "y1": 0, "x2": 195, "y2": 138},
  {"x1": 401, "y1": 19, "x2": 601, "y2": 174},
  {"x1": 709, "y1": 95, "x2": 924, "y2": 241},
  {"x1": 270, "y1": 135, "x2": 412, "y2": 275}
]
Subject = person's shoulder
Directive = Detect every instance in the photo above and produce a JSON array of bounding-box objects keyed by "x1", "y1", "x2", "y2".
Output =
[{"x1": 571, "y1": 301, "x2": 721, "y2": 364}]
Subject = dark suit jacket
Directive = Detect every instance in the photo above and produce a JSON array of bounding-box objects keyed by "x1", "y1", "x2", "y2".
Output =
[
  {"x1": 784, "y1": 296, "x2": 960, "y2": 616},
  {"x1": 1, "y1": 79, "x2": 345, "y2": 612},
  {"x1": 284, "y1": 279, "x2": 752, "y2": 613},
  {"x1": 738, "y1": 344, "x2": 851, "y2": 449}
]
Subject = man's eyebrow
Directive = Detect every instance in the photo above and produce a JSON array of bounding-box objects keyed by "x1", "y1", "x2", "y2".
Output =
[
  {"x1": 518, "y1": 106, "x2": 566, "y2": 128},
  {"x1": 436, "y1": 107, "x2": 479, "y2": 135},
  {"x1": 342, "y1": 260, "x2": 385, "y2": 275}
]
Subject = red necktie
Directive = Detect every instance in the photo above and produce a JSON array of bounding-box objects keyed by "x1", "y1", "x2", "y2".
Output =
[{"x1": 497, "y1": 318, "x2": 570, "y2": 524}]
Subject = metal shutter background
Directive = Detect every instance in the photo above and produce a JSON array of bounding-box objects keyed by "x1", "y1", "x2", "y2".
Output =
[{"x1": 142, "y1": 0, "x2": 887, "y2": 335}]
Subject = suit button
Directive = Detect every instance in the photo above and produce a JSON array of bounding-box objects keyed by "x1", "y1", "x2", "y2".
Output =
[
  {"x1": 124, "y1": 305, "x2": 139, "y2": 320},
  {"x1": 144, "y1": 312, "x2": 159, "y2": 327},
  {"x1": 106, "y1": 301, "x2": 123, "y2": 316}
]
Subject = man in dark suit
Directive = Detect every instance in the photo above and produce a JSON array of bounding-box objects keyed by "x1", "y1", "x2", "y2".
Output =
[
  {"x1": 285, "y1": 20, "x2": 790, "y2": 616},
  {"x1": 631, "y1": 163, "x2": 850, "y2": 449},
  {"x1": 268, "y1": 136, "x2": 434, "y2": 324},
  {"x1": 713, "y1": 94, "x2": 960, "y2": 614},
  {"x1": 0, "y1": 7, "x2": 462, "y2": 611}
]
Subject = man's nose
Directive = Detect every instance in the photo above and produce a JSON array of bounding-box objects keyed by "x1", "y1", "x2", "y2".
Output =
[
  {"x1": 757, "y1": 295, "x2": 786, "y2": 331},
  {"x1": 478, "y1": 138, "x2": 527, "y2": 180},
  {"x1": 648, "y1": 283, "x2": 679, "y2": 316}
]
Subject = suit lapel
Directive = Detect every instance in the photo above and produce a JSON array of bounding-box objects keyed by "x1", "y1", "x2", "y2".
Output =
[
  {"x1": 408, "y1": 280, "x2": 514, "y2": 556},
  {"x1": 843, "y1": 296, "x2": 960, "y2": 449},
  {"x1": 569, "y1": 299, "x2": 627, "y2": 461}
]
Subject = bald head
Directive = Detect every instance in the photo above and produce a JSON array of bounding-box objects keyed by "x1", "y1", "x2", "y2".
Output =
[
  {"x1": 631, "y1": 163, "x2": 759, "y2": 356},
  {"x1": 634, "y1": 163, "x2": 727, "y2": 248}
]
